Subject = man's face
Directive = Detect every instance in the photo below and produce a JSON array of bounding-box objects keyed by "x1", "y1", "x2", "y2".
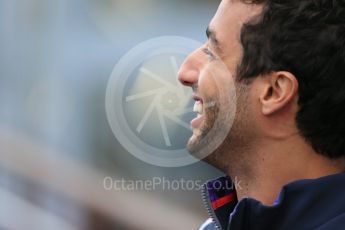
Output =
[{"x1": 178, "y1": 0, "x2": 263, "y2": 162}]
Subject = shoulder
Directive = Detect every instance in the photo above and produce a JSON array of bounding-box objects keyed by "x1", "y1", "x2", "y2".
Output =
[{"x1": 315, "y1": 212, "x2": 345, "y2": 230}]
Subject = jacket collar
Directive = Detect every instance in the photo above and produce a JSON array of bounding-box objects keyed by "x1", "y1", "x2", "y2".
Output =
[
  {"x1": 202, "y1": 172, "x2": 345, "y2": 230},
  {"x1": 202, "y1": 176, "x2": 237, "y2": 229}
]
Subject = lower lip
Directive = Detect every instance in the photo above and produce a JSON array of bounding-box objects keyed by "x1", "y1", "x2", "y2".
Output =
[{"x1": 191, "y1": 114, "x2": 204, "y2": 129}]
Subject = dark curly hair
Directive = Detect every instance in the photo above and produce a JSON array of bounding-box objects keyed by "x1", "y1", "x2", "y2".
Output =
[{"x1": 238, "y1": 0, "x2": 345, "y2": 158}]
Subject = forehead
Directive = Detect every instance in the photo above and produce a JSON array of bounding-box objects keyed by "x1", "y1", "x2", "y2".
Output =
[{"x1": 209, "y1": 0, "x2": 263, "y2": 46}]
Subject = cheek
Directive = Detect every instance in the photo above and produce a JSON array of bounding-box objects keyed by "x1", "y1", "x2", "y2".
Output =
[
  {"x1": 199, "y1": 63, "x2": 235, "y2": 101},
  {"x1": 198, "y1": 69, "x2": 218, "y2": 99}
]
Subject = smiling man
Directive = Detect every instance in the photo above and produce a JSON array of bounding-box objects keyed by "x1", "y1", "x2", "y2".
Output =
[{"x1": 178, "y1": 0, "x2": 345, "y2": 229}]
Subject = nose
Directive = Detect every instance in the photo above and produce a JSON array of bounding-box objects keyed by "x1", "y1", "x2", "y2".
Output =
[{"x1": 178, "y1": 48, "x2": 202, "y2": 87}]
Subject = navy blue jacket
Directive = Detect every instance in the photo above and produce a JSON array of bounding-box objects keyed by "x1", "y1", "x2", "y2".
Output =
[{"x1": 200, "y1": 173, "x2": 345, "y2": 230}]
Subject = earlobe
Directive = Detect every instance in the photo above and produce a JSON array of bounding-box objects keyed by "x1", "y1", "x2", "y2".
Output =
[{"x1": 260, "y1": 72, "x2": 298, "y2": 116}]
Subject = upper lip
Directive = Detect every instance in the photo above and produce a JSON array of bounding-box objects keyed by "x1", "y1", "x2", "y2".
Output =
[{"x1": 192, "y1": 94, "x2": 203, "y2": 103}]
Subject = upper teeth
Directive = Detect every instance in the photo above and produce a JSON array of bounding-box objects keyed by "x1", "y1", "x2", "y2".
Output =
[{"x1": 193, "y1": 101, "x2": 203, "y2": 115}]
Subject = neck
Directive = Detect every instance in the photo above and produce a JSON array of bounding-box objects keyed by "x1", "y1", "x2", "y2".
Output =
[{"x1": 226, "y1": 135, "x2": 345, "y2": 205}]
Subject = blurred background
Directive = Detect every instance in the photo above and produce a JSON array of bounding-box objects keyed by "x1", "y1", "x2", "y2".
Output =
[{"x1": 0, "y1": 0, "x2": 223, "y2": 229}]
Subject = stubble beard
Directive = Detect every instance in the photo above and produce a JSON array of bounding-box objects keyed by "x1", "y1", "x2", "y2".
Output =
[
  {"x1": 187, "y1": 82, "x2": 252, "y2": 173},
  {"x1": 187, "y1": 97, "x2": 220, "y2": 155}
]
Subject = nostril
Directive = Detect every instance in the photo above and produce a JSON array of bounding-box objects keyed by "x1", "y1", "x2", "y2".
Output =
[
  {"x1": 177, "y1": 71, "x2": 190, "y2": 86},
  {"x1": 181, "y1": 80, "x2": 192, "y2": 86},
  {"x1": 178, "y1": 69, "x2": 199, "y2": 86}
]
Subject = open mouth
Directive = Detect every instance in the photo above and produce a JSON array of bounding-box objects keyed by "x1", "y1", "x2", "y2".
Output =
[{"x1": 191, "y1": 95, "x2": 205, "y2": 129}]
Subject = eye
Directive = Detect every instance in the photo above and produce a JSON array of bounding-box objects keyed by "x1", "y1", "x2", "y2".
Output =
[{"x1": 202, "y1": 47, "x2": 216, "y2": 61}]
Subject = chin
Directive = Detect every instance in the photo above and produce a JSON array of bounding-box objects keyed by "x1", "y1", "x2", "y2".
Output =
[
  {"x1": 187, "y1": 132, "x2": 207, "y2": 158},
  {"x1": 188, "y1": 131, "x2": 231, "y2": 173},
  {"x1": 187, "y1": 131, "x2": 202, "y2": 154},
  {"x1": 187, "y1": 121, "x2": 215, "y2": 159}
]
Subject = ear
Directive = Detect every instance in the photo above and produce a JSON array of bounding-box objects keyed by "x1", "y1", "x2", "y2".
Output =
[{"x1": 259, "y1": 71, "x2": 299, "y2": 116}]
